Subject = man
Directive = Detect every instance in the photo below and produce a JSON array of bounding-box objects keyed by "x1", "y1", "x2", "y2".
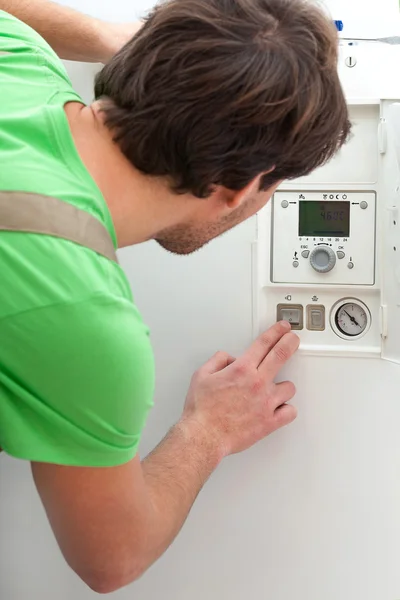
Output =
[{"x1": 0, "y1": 0, "x2": 350, "y2": 594}]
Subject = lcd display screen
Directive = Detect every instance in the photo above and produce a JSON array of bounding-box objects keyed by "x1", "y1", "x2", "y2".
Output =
[{"x1": 299, "y1": 201, "x2": 350, "y2": 237}]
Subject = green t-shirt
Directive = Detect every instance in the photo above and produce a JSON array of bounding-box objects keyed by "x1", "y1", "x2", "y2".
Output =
[{"x1": 0, "y1": 11, "x2": 155, "y2": 466}]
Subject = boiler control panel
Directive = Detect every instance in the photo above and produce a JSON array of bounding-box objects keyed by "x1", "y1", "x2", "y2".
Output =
[{"x1": 271, "y1": 191, "x2": 376, "y2": 285}]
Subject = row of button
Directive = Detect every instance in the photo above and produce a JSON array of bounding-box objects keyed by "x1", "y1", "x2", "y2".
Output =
[
  {"x1": 277, "y1": 304, "x2": 325, "y2": 331},
  {"x1": 293, "y1": 261, "x2": 354, "y2": 269},
  {"x1": 293, "y1": 250, "x2": 354, "y2": 270},
  {"x1": 280, "y1": 199, "x2": 368, "y2": 210},
  {"x1": 301, "y1": 249, "x2": 345, "y2": 259}
]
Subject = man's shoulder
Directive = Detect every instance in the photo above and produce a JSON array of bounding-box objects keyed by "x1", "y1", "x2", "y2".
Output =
[
  {"x1": 0, "y1": 10, "x2": 56, "y2": 58},
  {"x1": 0, "y1": 10, "x2": 71, "y2": 86}
]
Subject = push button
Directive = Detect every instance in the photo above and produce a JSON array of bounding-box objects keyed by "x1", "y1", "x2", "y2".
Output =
[
  {"x1": 301, "y1": 250, "x2": 310, "y2": 258},
  {"x1": 337, "y1": 251, "x2": 345, "y2": 259},
  {"x1": 281, "y1": 308, "x2": 301, "y2": 325},
  {"x1": 277, "y1": 304, "x2": 303, "y2": 330},
  {"x1": 306, "y1": 305, "x2": 325, "y2": 331},
  {"x1": 311, "y1": 310, "x2": 323, "y2": 327}
]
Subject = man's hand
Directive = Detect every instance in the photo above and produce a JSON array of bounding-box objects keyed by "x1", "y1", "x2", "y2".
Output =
[
  {"x1": 0, "y1": 1, "x2": 142, "y2": 62},
  {"x1": 182, "y1": 320, "x2": 299, "y2": 458},
  {"x1": 99, "y1": 21, "x2": 143, "y2": 63},
  {"x1": 32, "y1": 322, "x2": 299, "y2": 593}
]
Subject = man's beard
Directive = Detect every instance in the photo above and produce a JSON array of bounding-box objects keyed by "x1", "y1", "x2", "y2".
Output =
[
  {"x1": 155, "y1": 201, "x2": 252, "y2": 255},
  {"x1": 156, "y1": 220, "x2": 233, "y2": 255},
  {"x1": 156, "y1": 223, "x2": 218, "y2": 255}
]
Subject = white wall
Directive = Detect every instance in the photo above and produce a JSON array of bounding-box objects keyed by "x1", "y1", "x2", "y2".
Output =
[
  {"x1": 2, "y1": 2, "x2": 400, "y2": 600},
  {"x1": 328, "y1": 0, "x2": 400, "y2": 37},
  {"x1": 59, "y1": 0, "x2": 400, "y2": 37}
]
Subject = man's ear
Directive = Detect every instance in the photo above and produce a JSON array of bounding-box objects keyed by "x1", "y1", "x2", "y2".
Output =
[{"x1": 220, "y1": 169, "x2": 275, "y2": 209}]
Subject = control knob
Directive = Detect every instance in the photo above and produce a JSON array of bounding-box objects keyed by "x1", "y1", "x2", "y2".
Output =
[{"x1": 309, "y1": 245, "x2": 336, "y2": 273}]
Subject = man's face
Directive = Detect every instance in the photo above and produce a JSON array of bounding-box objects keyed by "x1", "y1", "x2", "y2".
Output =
[{"x1": 155, "y1": 183, "x2": 278, "y2": 255}]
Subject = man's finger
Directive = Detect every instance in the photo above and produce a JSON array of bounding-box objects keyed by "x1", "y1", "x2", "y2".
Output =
[
  {"x1": 200, "y1": 351, "x2": 236, "y2": 375},
  {"x1": 259, "y1": 331, "x2": 300, "y2": 379},
  {"x1": 240, "y1": 321, "x2": 292, "y2": 369},
  {"x1": 273, "y1": 403, "x2": 298, "y2": 427},
  {"x1": 272, "y1": 381, "x2": 296, "y2": 408}
]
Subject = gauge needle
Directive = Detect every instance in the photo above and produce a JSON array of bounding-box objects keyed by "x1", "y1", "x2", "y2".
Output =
[{"x1": 344, "y1": 310, "x2": 361, "y2": 328}]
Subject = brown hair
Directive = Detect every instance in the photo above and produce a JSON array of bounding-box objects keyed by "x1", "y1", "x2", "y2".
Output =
[{"x1": 95, "y1": 0, "x2": 350, "y2": 198}]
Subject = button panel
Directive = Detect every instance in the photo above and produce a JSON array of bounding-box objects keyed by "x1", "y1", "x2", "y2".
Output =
[
  {"x1": 277, "y1": 304, "x2": 304, "y2": 330},
  {"x1": 272, "y1": 191, "x2": 376, "y2": 285},
  {"x1": 306, "y1": 305, "x2": 326, "y2": 331}
]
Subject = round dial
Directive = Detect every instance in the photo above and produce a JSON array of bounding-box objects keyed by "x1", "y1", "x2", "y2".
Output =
[
  {"x1": 310, "y1": 246, "x2": 336, "y2": 273},
  {"x1": 334, "y1": 301, "x2": 369, "y2": 338}
]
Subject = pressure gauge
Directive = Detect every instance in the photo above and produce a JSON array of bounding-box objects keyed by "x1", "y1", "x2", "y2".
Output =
[{"x1": 330, "y1": 298, "x2": 371, "y2": 340}]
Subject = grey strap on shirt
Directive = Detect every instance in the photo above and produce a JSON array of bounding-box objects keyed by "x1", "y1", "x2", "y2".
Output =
[{"x1": 0, "y1": 191, "x2": 118, "y2": 263}]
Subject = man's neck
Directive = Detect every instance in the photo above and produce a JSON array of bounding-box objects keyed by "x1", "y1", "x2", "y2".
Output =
[{"x1": 64, "y1": 102, "x2": 191, "y2": 248}]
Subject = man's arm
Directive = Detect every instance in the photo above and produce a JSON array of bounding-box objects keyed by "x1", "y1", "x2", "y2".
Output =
[
  {"x1": 0, "y1": 0, "x2": 142, "y2": 62},
  {"x1": 32, "y1": 322, "x2": 299, "y2": 594},
  {"x1": 32, "y1": 424, "x2": 220, "y2": 595}
]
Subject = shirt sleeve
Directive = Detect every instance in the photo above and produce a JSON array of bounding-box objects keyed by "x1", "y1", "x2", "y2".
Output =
[
  {"x1": 1, "y1": 9, "x2": 55, "y2": 57},
  {"x1": 0, "y1": 9, "x2": 73, "y2": 87},
  {"x1": 0, "y1": 293, "x2": 155, "y2": 467}
]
